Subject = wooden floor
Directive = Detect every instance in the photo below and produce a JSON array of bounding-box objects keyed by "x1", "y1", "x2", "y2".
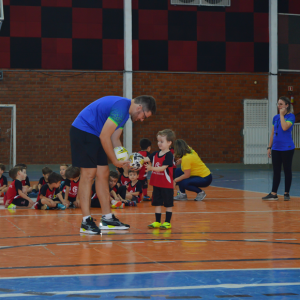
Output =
[{"x1": 1, "y1": 185, "x2": 300, "y2": 279}]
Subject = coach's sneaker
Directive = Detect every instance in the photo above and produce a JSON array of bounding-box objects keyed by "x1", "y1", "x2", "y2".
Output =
[
  {"x1": 174, "y1": 191, "x2": 187, "y2": 201},
  {"x1": 143, "y1": 196, "x2": 151, "y2": 201},
  {"x1": 148, "y1": 222, "x2": 161, "y2": 229},
  {"x1": 57, "y1": 203, "x2": 66, "y2": 210},
  {"x1": 7, "y1": 203, "x2": 16, "y2": 209},
  {"x1": 100, "y1": 214, "x2": 130, "y2": 230},
  {"x1": 284, "y1": 193, "x2": 290, "y2": 201},
  {"x1": 160, "y1": 222, "x2": 172, "y2": 230},
  {"x1": 195, "y1": 191, "x2": 206, "y2": 201},
  {"x1": 80, "y1": 217, "x2": 101, "y2": 235},
  {"x1": 262, "y1": 193, "x2": 278, "y2": 200}
]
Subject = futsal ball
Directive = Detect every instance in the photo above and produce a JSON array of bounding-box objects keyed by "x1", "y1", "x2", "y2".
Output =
[
  {"x1": 129, "y1": 152, "x2": 144, "y2": 170},
  {"x1": 114, "y1": 146, "x2": 129, "y2": 161}
]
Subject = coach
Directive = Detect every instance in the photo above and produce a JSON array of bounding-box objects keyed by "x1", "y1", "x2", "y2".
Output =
[{"x1": 70, "y1": 95, "x2": 156, "y2": 234}]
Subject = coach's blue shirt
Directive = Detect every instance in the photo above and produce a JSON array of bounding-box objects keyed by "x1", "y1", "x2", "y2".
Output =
[
  {"x1": 72, "y1": 96, "x2": 131, "y2": 136},
  {"x1": 272, "y1": 113, "x2": 295, "y2": 151}
]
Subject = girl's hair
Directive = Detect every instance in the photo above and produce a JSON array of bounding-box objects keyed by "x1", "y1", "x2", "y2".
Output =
[
  {"x1": 174, "y1": 139, "x2": 193, "y2": 158},
  {"x1": 157, "y1": 129, "x2": 176, "y2": 145},
  {"x1": 279, "y1": 96, "x2": 294, "y2": 114}
]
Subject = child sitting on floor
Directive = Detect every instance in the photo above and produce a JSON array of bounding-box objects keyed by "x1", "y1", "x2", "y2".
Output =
[
  {"x1": 5, "y1": 166, "x2": 34, "y2": 209},
  {"x1": 38, "y1": 167, "x2": 53, "y2": 191},
  {"x1": 35, "y1": 172, "x2": 66, "y2": 210},
  {"x1": 63, "y1": 166, "x2": 80, "y2": 208},
  {"x1": 0, "y1": 163, "x2": 8, "y2": 197},
  {"x1": 59, "y1": 164, "x2": 68, "y2": 191},
  {"x1": 15, "y1": 164, "x2": 34, "y2": 195},
  {"x1": 126, "y1": 170, "x2": 142, "y2": 204}
]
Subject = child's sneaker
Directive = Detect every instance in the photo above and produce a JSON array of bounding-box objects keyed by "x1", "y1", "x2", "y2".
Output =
[
  {"x1": 7, "y1": 203, "x2": 16, "y2": 210},
  {"x1": 41, "y1": 204, "x2": 49, "y2": 210},
  {"x1": 117, "y1": 203, "x2": 125, "y2": 209},
  {"x1": 111, "y1": 200, "x2": 122, "y2": 208},
  {"x1": 148, "y1": 222, "x2": 161, "y2": 228},
  {"x1": 57, "y1": 203, "x2": 66, "y2": 210},
  {"x1": 284, "y1": 194, "x2": 290, "y2": 201},
  {"x1": 80, "y1": 216, "x2": 101, "y2": 235},
  {"x1": 174, "y1": 191, "x2": 187, "y2": 201},
  {"x1": 69, "y1": 202, "x2": 75, "y2": 208},
  {"x1": 143, "y1": 196, "x2": 151, "y2": 201},
  {"x1": 160, "y1": 222, "x2": 172, "y2": 229}
]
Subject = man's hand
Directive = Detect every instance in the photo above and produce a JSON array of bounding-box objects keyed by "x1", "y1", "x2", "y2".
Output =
[{"x1": 113, "y1": 160, "x2": 130, "y2": 169}]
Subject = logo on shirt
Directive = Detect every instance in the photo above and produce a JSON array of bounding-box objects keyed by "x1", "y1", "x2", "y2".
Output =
[
  {"x1": 72, "y1": 186, "x2": 78, "y2": 194},
  {"x1": 155, "y1": 162, "x2": 161, "y2": 167}
]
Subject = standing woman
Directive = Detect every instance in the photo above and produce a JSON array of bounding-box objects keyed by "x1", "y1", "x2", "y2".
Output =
[
  {"x1": 263, "y1": 96, "x2": 295, "y2": 201},
  {"x1": 173, "y1": 139, "x2": 212, "y2": 201}
]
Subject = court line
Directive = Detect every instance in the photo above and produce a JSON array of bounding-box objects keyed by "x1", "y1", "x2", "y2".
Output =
[
  {"x1": 1, "y1": 238, "x2": 299, "y2": 251},
  {"x1": 1, "y1": 281, "x2": 300, "y2": 298},
  {"x1": 1, "y1": 267, "x2": 300, "y2": 280},
  {"x1": 1, "y1": 210, "x2": 300, "y2": 218},
  {"x1": 1, "y1": 231, "x2": 300, "y2": 240},
  {"x1": 2, "y1": 257, "x2": 300, "y2": 270}
]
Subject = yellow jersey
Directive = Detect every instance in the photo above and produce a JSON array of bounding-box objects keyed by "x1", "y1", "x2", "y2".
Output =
[{"x1": 181, "y1": 150, "x2": 210, "y2": 178}]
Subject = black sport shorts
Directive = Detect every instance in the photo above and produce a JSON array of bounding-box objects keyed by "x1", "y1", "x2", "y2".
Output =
[
  {"x1": 138, "y1": 178, "x2": 148, "y2": 190},
  {"x1": 152, "y1": 186, "x2": 174, "y2": 208},
  {"x1": 12, "y1": 198, "x2": 29, "y2": 207},
  {"x1": 70, "y1": 126, "x2": 108, "y2": 168}
]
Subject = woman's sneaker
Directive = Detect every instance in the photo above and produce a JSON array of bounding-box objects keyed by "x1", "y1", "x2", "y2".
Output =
[
  {"x1": 195, "y1": 191, "x2": 206, "y2": 201},
  {"x1": 262, "y1": 193, "x2": 278, "y2": 200},
  {"x1": 160, "y1": 222, "x2": 172, "y2": 229},
  {"x1": 80, "y1": 217, "x2": 101, "y2": 235},
  {"x1": 148, "y1": 222, "x2": 161, "y2": 229},
  {"x1": 174, "y1": 191, "x2": 187, "y2": 201},
  {"x1": 284, "y1": 194, "x2": 290, "y2": 201},
  {"x1": 100, "y1": 214, "x2": 130, "y2": 230}
]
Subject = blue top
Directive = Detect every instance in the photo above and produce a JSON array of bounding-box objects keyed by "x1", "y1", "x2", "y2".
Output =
[
  {"x1": 72, "y1": 96, "x2": 131, "y2": 137},
  {"x1": 272, "y1": 113, "x2": 295, "y2": 151}
]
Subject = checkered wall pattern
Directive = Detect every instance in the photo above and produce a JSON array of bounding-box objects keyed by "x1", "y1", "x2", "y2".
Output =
[{"x1": 0, "y1": 0, "x2": 298, "y2": 72}]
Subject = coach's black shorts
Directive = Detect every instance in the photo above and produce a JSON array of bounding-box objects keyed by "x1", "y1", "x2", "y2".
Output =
[
  {"x1": 152, "y1": 186, "x2": 174, "y2": 208},
  {"x1": 70, "y1": 126, "x2": 108, "y2": 168},
  {"x1": 12, "y1": 198, "x2": 29, "y2": 207}
]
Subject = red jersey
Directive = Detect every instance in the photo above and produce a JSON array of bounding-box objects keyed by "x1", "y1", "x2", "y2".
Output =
[
  {"x1": 37, "y1": 184, "x2": 60, "y2": 201},
  {"x1": 138, "y1": 150, "x2": 150, "y2": 180},
  {"x1": 63, "y1": 178, "x2": 80, "y2": 197},
  {"x1": 21, "y1": 176, "x2": 30, "y2": 186},
  {"x1": 119, "y1": 174, "x2": 130, "y2": 186},
  {"x1": 149, "y1": 151, "x2": 174, "y2": 189},
  {"x1": 127, "y1": 181, "x2": 143, "y2": 202},
  {"x1": 6, "y1": 180, "x2": 22, "y2": 204}
]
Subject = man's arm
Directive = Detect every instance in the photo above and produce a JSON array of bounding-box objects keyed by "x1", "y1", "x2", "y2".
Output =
[
  {"x1": 100, "y1": 119, "x2": 128, "y2": 168},
  {"x1": 111, "y1": 128, "x2": 123, "y2": 148}
]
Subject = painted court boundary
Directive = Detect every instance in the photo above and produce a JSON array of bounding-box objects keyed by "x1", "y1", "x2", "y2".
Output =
[
  {"x1": 1, "y1": 281, "x2": 300, "y2": 298},
  {"x1": 0, "y1": 267, "x2": 300, "y2": 280}
]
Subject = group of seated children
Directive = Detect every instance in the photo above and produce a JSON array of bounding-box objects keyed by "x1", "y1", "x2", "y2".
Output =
[{"x1": 1, "y1": 137, "x2": 154, "y2": 211}]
